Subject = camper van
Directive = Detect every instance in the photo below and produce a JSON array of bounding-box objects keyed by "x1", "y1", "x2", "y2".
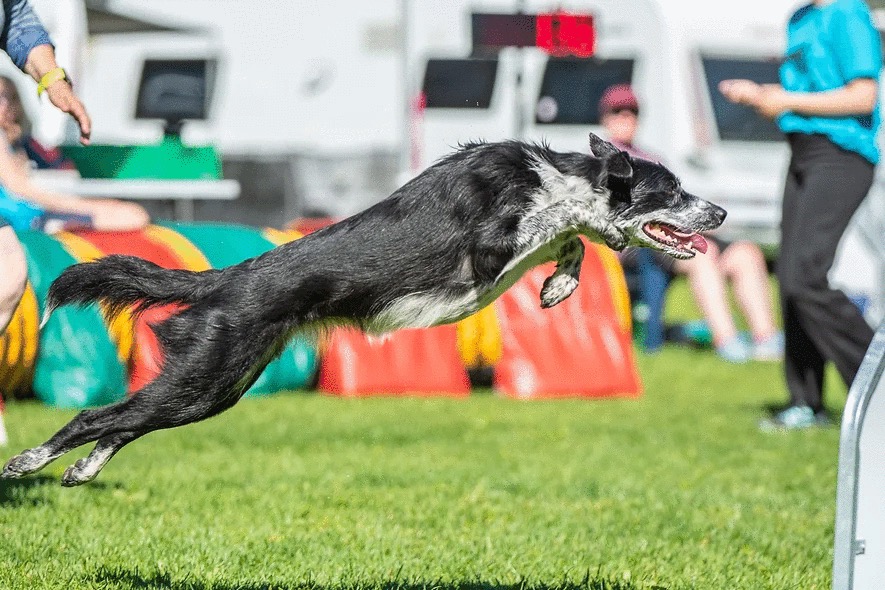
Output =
[{"x1": 409, "y1": 0, "x2": 884, "y2": 324}]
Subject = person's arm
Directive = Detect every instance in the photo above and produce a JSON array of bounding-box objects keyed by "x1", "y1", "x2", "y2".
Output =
[
  {"x1": 23, "y1": 45, "x2": 90, "y2": 144},
  {"x1": 0, "y1": 131, "x2": 88, "y2": 213},
  {"x1": 4, "y1": 0, "x2": 90, "y2": 143},
  {"x1": 720, "y1": 78, "x2": 878, "y2": 119},
  {"x1": 721, "y1": 6, "x2": 881, "y2": 120},
  {"x1": 770, "y1": 79, "x2": 877, "y2": 117}
]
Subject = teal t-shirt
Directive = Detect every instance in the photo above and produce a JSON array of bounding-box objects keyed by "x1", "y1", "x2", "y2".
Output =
[
  {"x1": 0, "y1": 184, "x2": 43, "y2": 230},
  {"x1": 779, "y1": 0, "x2": 882, "y2": 164}
]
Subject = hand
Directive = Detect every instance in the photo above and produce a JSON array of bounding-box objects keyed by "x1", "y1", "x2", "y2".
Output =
[
  {"x1": 719, "y1": 79, "x2": 763, "y2": 106},
  {"x1": 753, "y1": 84, "x2": 791, "y2": 119},
  {"x1": 720, "y1": 79, "x2": 790, "y2": 119},
  {"x1": 44, "y1": 80, "x2": 91, "y2": 145}
]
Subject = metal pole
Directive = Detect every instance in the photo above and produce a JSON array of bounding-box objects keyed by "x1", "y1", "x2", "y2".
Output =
[
  {"x1": 514, "y1": 0, "x2": 526, "y2": 140},
  {"x1": 833, "y1": 323, "x2": 885, "y2": 590},
  {"x1": 400, "y1": 0, "x2": 412, "y2": 176}
]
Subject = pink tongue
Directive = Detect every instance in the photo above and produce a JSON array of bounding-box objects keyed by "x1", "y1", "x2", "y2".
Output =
[{"x1": 690, "y1": 234, "x2": 708, "y2": 254}]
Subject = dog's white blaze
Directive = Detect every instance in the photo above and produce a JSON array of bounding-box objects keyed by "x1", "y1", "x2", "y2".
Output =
[{"x1": 529, "y1": 158, "x2": 612, "y2": 226}]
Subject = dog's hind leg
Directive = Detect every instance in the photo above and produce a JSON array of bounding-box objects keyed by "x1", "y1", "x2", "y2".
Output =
[
  {"x1": 4, "y1": 303, "x2": 294, "y2": 484},
  {"x1": 540, "y1": 237, "x2": 585, "y2": 308},
  {"x1": 2, "y1": 370, "x2": 241, "y2": 483},
  {"x1": 1, "y1": 398, "x2": 147, "y2": 479},
  {"x1": 60, "y1": 431, "x2": 141, "y2": 487}
]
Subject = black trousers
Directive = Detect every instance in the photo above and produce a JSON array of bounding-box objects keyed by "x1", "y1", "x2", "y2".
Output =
[{"x1": 777, "y1": 133, "x2": 875, "y2": 412}]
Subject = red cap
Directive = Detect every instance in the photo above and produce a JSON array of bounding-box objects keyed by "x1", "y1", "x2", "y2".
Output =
[{"x1": 599, "y1": 84, "x2": 639, "y2": 117}]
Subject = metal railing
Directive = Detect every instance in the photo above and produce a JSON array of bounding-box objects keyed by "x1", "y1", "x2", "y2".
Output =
[{"x1": 833, "y1": 323, "x2": 885, "y2": 590}]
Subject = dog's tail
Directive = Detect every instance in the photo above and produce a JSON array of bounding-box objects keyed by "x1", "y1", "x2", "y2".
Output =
[{"x1": 42, "y1": 255, "x2": 222, "y2": 328}]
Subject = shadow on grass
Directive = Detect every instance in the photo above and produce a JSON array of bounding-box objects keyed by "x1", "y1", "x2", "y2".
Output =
[
  {"x1": 0, "y1": 474, "x2": 59, "y2": 506},
  {"x1": 0, "y1": 473, "x2": 116, "y2": 506},
  {"x1": 89, "y1": 567, "x2": 665, "y2": 590}
]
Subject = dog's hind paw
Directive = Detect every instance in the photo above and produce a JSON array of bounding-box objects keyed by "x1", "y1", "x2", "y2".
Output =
[
  {"x1": 61, "y1": 459, "x2": 98, "y2": 487},
  {"x1": 540, "y1": 274, "x2": 579, "y2": 308},
  {"x1": 2, "y1": 448, "x2": 51, "y2": 479}
]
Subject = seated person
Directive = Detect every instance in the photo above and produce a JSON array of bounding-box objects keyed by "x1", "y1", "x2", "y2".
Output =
[
  {"x1": 0, "y1": 74, "x2": 149, "y2": 339},
  {"x1": 599, "y1": 84, "x2": 783, "y2": 363},
  {"x1": 0, "y1": 75, "x2": 149, "y2": 232}
]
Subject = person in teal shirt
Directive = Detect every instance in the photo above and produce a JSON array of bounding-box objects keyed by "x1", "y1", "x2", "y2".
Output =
[{"x1": 720, "y1": 0, "x2": 880, "y2": 430}]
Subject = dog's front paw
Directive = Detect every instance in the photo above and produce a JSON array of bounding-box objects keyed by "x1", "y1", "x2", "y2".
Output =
[
  {"x1": 601, "y1": 227, "x2": 628, "y2": 251},
  {"x1": 540, "y1": 273, "x2": 579, "y2": 308}
]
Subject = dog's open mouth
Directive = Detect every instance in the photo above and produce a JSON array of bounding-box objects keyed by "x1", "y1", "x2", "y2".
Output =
[{"x1": 642, "y1": 222, "x2": 708, "y2": 257}]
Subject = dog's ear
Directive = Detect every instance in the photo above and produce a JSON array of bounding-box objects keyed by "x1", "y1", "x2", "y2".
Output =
[
  {"x1": 605, "y1": 150, "x2": 633, "y2": 180},
  {"x1": 588, "y1": 133, "x2": 620, "y2": 158},
  {"x1": 589, "y1": 133, "x2": 633, "y2": 181}
]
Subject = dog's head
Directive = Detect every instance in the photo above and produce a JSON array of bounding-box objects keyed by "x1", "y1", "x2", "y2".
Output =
[{"x1": 589, "y1": 133, "x2": 726, "y2": 260}]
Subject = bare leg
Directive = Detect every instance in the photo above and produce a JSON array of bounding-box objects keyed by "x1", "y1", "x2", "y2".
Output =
[
  {"x1": 674, "y1": 241, "x2": 739, "y2": 347},
  {"x1": 0, "y1": 227, "x2": 27, "y2": 335},
  {"x1": 720, "y1": 241, "x2": 777, "y2": 343},
  {"x1": 85, "y1": 200, "x2": 150, "y2": 232}
]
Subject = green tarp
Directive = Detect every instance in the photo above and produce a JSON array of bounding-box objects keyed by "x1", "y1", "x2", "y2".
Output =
[{"x1": 17, "y1": 231, "x2": 127, "y2": 408}]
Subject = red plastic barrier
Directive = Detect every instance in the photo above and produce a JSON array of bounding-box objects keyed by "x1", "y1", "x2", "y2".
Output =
[
  {"x1": 493, "y1": 242, "x2": 642, "y2": 399},
  {"x1": 75, "y1": 230, "x2": 186, "y2": 269},
  {"x1": 287, "y1": 217, "x2": 337, "y2": 235},
  {"x1": 318, "y1": 326, "x2": 470, "y2": 397}
]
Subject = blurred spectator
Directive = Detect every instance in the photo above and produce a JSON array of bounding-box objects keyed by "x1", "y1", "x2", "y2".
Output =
[
  {"x1": 1, "y1": 0, "x2": 92, "y2": 337},
  {"x1": 721, "y1": 0, "x2": 879, "y2": 429},
  {"x1": 0, "y1": 0, "x2": 152, "y2": 339},
  {"x1": 0, "y1": 74, "x2": 150, "y2": 233},
  {"x1": 600, "y1": 84, "x2": 783, "y2": 363}
]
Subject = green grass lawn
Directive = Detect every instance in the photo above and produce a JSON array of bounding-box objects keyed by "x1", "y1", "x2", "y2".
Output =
[{"x1": 0, "y1": 337, "x2": 849, "y2": 590}]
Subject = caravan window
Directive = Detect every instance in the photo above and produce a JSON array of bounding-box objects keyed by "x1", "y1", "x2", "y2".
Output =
[
  {"x1": 535, "y1": 58, "x2": 634, "y2": 125},
  {"x1": 422, "y1": 59, "x2": 498, "y2": 109},
  {"x1": 702, "y1": 57, "x2": 784, "y2": 142}
]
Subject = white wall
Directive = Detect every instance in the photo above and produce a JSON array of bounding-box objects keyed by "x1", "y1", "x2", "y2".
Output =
[{"x1": 90, "y1": 0, "x2": 404, "y2": 156}]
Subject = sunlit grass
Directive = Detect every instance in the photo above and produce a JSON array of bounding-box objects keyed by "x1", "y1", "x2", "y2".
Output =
[{"x1": 0, "y1": 336, "x2": 846, "y2": 589}]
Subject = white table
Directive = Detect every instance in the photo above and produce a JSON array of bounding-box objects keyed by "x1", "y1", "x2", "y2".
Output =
[{"x1": 32, "y1": 171, "x2": 241, "y2": 221}]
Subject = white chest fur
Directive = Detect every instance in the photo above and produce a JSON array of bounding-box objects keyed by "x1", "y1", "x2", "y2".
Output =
[{"x1": 366, "y1": 237, "x2": 565, "y2": 334}]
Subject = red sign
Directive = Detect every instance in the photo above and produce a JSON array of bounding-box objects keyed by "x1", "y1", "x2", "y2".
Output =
[{"x1": 536, "y1": 13, "x2": 595, "y2": 58}]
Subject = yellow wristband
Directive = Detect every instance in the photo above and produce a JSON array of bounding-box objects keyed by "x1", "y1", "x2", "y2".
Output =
[{"x1": 37, "y1": 67, "x2": 67, "y2": 97}]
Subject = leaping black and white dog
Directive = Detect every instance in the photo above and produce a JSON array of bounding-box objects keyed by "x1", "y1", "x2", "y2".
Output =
[{"x1": 2, "y1": 134, "x2": 725, "y2": 486}]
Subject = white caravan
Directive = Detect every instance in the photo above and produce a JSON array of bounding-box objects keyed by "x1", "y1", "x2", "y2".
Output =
[{"x1": 407, "y1": 0, "x2": 884, "y2": 324}]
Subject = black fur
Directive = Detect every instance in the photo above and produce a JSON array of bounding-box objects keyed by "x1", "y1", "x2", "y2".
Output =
[{"x1": 3, "y1": 135, "x2": 725, "y2": 486}]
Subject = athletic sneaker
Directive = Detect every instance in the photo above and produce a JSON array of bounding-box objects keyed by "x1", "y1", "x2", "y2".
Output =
[
  {"x1": 715, "y1": 334, "x2": 751, "y2": 364},
  {"x1": 759, "y1": 405, "x2": 832, "y2": 432},
  {"x1": 753, "y1": 332, "x2": 785, "y2": 361}
]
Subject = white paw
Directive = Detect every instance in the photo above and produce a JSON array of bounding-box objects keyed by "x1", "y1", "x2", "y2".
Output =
[
  {"x1": 61, "y1": 458, "x2": 99, "y2": 487},
  {"x1": 540, "y1": 274, "x2": 579, "y2": 308}
]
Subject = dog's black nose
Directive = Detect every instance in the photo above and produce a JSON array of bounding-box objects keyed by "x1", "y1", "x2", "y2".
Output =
[{"x1": 711, "y1": 204, "x2": 727, "y2": 226}]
